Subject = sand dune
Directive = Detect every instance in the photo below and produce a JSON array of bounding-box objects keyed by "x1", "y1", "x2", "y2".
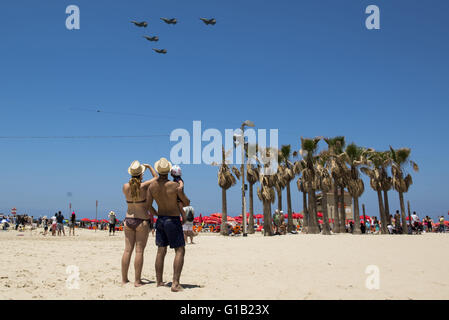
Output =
[{"x1": 0, "y1": 228, "x2": 448, "y2": 300}]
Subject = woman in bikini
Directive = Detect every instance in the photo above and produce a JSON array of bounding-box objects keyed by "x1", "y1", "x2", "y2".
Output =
[{"x1": 121, "y1": 160, "x2": 158, "y2": 287}]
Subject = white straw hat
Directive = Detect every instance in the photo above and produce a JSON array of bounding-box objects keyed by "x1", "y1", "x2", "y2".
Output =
[
  {"x1": 128, "y1": 160, "x2": 145, "y2": 176},
  {"x1": 154, "y1": 157, "x2": 172, "y2": 174}
]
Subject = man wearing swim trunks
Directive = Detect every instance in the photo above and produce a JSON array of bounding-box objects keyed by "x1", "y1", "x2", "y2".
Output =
[{"x1": 147, "y1": 157, "x2": 190, "y2": 292}]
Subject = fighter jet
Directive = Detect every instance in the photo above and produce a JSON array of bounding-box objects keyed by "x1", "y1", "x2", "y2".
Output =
[
  {"x1": 130, "y1": 21, "x2": 148, "y2": 27},
  {"x1": 143, "y1": 35, "x2": 159, "y2": 42},
  {"x1": 153, "y1": 49, "x2": 167, "y2": 54},
  {"x1": 160, "y1": 18, "x2": 177, "y2": 25},
  {"x1": 200, "y1": 18, "x2": 216, "y2": 25}
]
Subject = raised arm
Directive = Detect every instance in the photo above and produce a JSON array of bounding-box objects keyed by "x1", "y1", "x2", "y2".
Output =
[{"x1": 143, "y1": 164, "x2": 158, "y2": 178}]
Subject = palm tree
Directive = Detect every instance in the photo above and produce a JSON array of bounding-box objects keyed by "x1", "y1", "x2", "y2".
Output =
[
  {"x1": 246, "y1": 163, "x2": 260, "y2": 234},
  {"x1": 389, "y1": 147, "x2": 419, "y2": 234},
  {"x1": 278, "y1": 145, "x2": 297, "y2": 232},
  {"x1": 296, "y1": 176, "x2": 308, "y2": 232},
  {"x1": 323, "y1": 136, "x2": 346, "y2": 233},
  {"x1": 342, "y1": 143, "x2": 369, "y2": 235},
  {"x1": 217, "y1": 146, "x2": 238, "y2": 236},
  {"x1": 315, "y1": 154, "x2": 332, "y2": 235},
  {"x1": 274, "y1": 166, "x2": 286, "y2": 213},
  {"x1": 378, "y1": 151, "x2": 393, "y2": 224},
  {"x1": 361, "y1": 151, "x2": 389, "y2": 234},
  {"x1": 297, "y1": 137, "x2": 322, "y2": 234},
  {"x1": 256, "y1": 147, "x2": 276, "y2": 236}
]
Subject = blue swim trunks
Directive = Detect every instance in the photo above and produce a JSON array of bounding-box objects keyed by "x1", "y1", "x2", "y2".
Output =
[{"x1": 155, "y1": 216, "x2": 185, "y2": 248}]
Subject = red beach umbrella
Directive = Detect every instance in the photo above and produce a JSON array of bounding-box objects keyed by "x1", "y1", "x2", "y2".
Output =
[
  {"x1": 81, "y1": 218, "x2": 90, "y2": 222},
  {"x1": 317, "y1": 212, "x2": 323, "y2": 218},
  {"x1": 255, "y1": 214, "x2": 264, "y2": 219}
]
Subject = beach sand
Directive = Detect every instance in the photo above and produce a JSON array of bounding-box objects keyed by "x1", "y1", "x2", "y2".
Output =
[{"x1": 0, "y1": 228, "x2": 448, "y2": 300}]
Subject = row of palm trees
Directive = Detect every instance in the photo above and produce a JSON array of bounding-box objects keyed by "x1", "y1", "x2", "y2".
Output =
[{"x1": 217, "y1": 136, "x2": 419, "y2": 236}]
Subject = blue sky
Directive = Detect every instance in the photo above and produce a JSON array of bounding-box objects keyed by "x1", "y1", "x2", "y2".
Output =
[{"x1": 0, "y1": 0, "x2": 448, "y2": 221}]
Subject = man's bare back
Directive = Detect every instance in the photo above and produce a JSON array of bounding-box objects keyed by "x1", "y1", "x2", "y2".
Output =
[{"x1": 147, "y1": 176, "x2": 190, "y2": 217}]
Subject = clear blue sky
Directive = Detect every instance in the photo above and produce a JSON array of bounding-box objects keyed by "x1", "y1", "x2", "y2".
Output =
[{"x1": 0, "y1": 0, "x2": 448, "y2": 221}]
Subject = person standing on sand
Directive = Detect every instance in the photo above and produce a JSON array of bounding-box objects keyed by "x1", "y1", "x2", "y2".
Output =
[
  {"x1": 69, "y1": 212, "x2": 76, "y2": 236},
  {"x1": 56, "y1": 211, "x2": 65, "y2": 236},
  {"x1": 121, "y1": 161, "x2": 158, "y2": 287},
  {"x1": 183, "y1": 206, "x2": 195, "y2": 244},
  {"x1": 426, "y1": 216, "x2": 432, "y2": 233},
  {"x1": 147, "y1": 157, "x2": 190, "y2": 292},
  {"x1": 109, "y1": 211, "x2": 117, "y2": 236}
]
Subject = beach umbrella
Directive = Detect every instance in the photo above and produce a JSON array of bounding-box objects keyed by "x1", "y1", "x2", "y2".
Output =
[
  {"x1": 90, "y1": 219, "x2": 99, "y2": 223},
  {"x1": 318, "y1": 219, "x2": 323, "y2": 224},
  {"x1": 101, "y1": 219, "x2": 108, "y2": 223},
  {"x1": 255, "y1": 214, "x2": 263, "y2": 219},
  {"x1": 317, "y1": 212, "x2": 323, "y2": 218},
  {"x1": 81, "y1": 218, "x2": 90, "y2": 222}
]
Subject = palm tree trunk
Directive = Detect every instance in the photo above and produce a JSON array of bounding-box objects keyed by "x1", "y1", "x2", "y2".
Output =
[
  {"x1": 302, "y1": 191, "x2": 308, "y2": 232},
  {"x1": 248, "y1": 183, "x2": 255, "y2": 234},
  {"x1": 220, "y1": 188, "x2": 228, "y2": 236},
  {"x1": 339, "y1": 187, "x2": 346, "y2": 233},
  {"x1": 352, "y1": 196, "x2": 362, "y2": 234},
  {"x1": 321, "y1": 193, "x2": 331, "y2": 235},
  {"x1": 376, "y1": 190, "x2": 387, "y2": 234},
  {"x1": 332, "y1": 184, "x2": 340, "y2": 233},
  {"x1": 286, "y1": 182, "x2": 294, "y2": 232},
  {"x1": 277, "y1": 188, "x2": 282, "y2": 212},
  {"x1": 263, "y1": 200, "x2": 273, "y2": 236},
  {"x1": 383, "y1": 190, "x2": 391, "y2": 224},
  {"x1": 308, "y1": 189, "x2": 320, "y2": 234},
  {"x1": 399, "y1": 191, "x2": 407, "y2": 234}
]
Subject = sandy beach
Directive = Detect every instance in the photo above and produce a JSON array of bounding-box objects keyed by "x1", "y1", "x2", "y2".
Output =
[{"x1": 0, "y1": 228, "x2": 448, "y2": 300}]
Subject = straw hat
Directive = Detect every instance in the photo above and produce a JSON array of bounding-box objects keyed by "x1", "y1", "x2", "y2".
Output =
[
  {"x1": 154, "y1": 157, "x2": 172, "y2": 174},
  {"x1": 109, "y1": 211, "x2": 115, "y2": 216},
  {"x1": 128, "y1": 160, "x2": 145, "y2": 176}
]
